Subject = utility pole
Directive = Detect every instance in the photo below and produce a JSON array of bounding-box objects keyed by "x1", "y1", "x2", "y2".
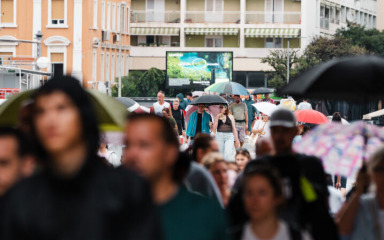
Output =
[{"x1": 118, "y1": 2, "x2": 126, "y2": 97}]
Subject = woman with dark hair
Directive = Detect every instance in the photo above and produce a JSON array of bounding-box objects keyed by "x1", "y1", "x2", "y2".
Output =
[
  {"x1": 234, "y1": 162, "x2": 312, "y2": 240},
  {"x1": 0, "y1": 76, "x2": 161, "y2": 240},
  {"x1": 213, "y1": 104, "x2": 239, "y2": 161}
]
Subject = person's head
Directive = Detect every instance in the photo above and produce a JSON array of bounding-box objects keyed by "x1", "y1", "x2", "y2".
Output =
[
  {"x1": 234, "y1": 95, "x2": 241, "y2": 104},
  {"x1": 332, "y1": 112, "x2": 342, "y2": 122},
  {"x1": 303, "y1": 99, "x2": 308, "y2": 102},
  {"x1": 242, "y1": 162, "x2": 283, "y2": 222},
  {"x1": 219, "y1": 104, "x2": 229, "y2": 115},
  {"x1": 269, "y1": 109, "x2": 297, "y2": 155},
  {"x1": 244, "y1": 95, "x2": 250, "y2": 101},
  {"x1": 197, "y1": 104, "x2": 205, "y2": 113},
  {"x1": 235, "y1": 149, "x2": 252, "y2": 172},
  {"x1": 157, "y1": 91, "x2": 165, "y2": 104},
  {"x1": 252, "y1": 94, "x2": 258, "y2": 103},
  {"x1": 191, "y1": 134, "x2": 219, "y2": 163},
  {"x1": 368, "y1": 147, "x2": 384, "y2": 192},
  {"x1": 264, "y1": 93, "x2": 270, "y2": 99},
  {"x1": 32, "y1": 76, "x2": 99, "y2": 162},
  {"x1": 202, "y1": 152, "x2": 228, "y2": 189},
  {"x1": 176, "y1": 93, "x2": 184, "y2": 102},
  {"x1": 186, "y1": 93, "x2": 193, "y2": 101},
  {"x1": 255, "y1": 138, "x2": 274, "y2": 157},
  {"x1": 261, "y1": 113, "x2": 270, "y2": 122},
  {"x1": 0, "y1": 127, "x2": 35, "y2": 196},
  {"x1": 173, "y1": 99, "x2": 180, "y2": 109},
  {"x1": 123, "y1": 114, "x2": 182, "y2": 184},
  {"x1": 162, "y1": 108, "x2": 170, "y2": 118}
]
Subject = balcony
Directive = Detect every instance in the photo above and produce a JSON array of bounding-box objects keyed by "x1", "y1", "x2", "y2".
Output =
[
  {"x1": 185, "y1": 11, "x2": 240, "y2": 24},
  {"x1": 245, "y1": 12, "x2": 301, "y2": 24},
  {"x1": 131, "y1": 10, "x2": 181, "y2": 23}
]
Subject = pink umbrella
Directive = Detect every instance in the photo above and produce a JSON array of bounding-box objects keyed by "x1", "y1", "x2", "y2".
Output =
[{"x1": 186, "y1": 105, "x2": 221, "y2": 124}]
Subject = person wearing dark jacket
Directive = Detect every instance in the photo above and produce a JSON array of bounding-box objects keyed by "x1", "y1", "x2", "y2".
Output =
[
  {"x1": 176, "y1": 93, "x2": 188, "y2": 110},
  {"x1": 0, "y1": 76, "x2": 161, "y2": 240},
  {"x1": 171, "y1": 99, "x2": 185, "y2": 136}
]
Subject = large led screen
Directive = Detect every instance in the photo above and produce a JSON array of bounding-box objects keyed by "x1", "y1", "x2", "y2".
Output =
[{"x1": 166, "y1": 51, "x2": 233, "y2": 89}]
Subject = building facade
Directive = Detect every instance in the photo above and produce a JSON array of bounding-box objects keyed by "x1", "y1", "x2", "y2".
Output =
[
  {"x1": 0, "y1": 0, "x2": 131, "y2": 92},
  {"x1": 130, "y1": 0, "x2": 376, "y2": 89},
  {"x1": 377, "y1": 0, "x2": 384, "y2": 30}
]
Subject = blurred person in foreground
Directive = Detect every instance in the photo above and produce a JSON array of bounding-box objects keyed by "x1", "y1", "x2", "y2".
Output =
[
  {"x1": 232, "y1": 162, "x2": 312, "y2": 240},
  {"x1": 0, "y1": 127, "x2": 36, "y2": 199},
  {"x1": 213, "y1": 104, "x2": 239, "y2": 161},
  {"x1": 0, "y1": 76, "x2": 160, "y2": 240},
  {"x1": 228, "y1": 109, "x2": 338, "y2": 240},
  {"x1": 336, "y1": 147, "x2": 384, "y2": 240},
  {"x1": 122, "y1": 114, "x2": 229, "y2": 240},
  {"x1": 185, "y1": 134, "x2": 223, "y2": 206},
  {"x1": 203, "y1": 152, "x2": 231, "y2": 206}
]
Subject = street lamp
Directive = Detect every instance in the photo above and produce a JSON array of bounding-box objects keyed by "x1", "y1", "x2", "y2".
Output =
[{"x1": 118, "y1": 2, "x2": 127, "y2": 97}]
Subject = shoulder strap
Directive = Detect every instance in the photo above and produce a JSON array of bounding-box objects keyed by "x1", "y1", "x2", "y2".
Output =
[{"x1": 288, "y1": 225, "x2": 302, "y2": 240}]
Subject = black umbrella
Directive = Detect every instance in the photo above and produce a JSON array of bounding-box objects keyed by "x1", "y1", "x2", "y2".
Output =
[
  {"x1": 190, "y1": 95, "x2": 227, "y2": 105},
  {"x1": 252, "y1": 87, "x2": 274, "y2": 95},
  {"x1": 281, "y1": 55, "x2": 384, "y2": 102}
]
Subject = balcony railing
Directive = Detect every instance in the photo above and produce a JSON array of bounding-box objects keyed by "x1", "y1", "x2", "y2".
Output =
[
  {"x1": 131, "y1": 10, "x2": 181, "y2": 23},
  {"x1": 245, "y1": 12, "x2": 301, "y2": 24},
  {"x1": 185, "y1": 11, "x2": 240, "y2": 23}
]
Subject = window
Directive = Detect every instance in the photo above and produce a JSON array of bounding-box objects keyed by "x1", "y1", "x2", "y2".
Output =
[
  {"x1": 265, "y1": 38, "x2": 282, "y2": 48},
  {"x1": 205, "y1": 36, "x2": 223, "y2": 47},
  {"x1": 107, "y1": 2, "x2": 111, "y2": 30},
  {"x1": 106, "y1": 52, "x2": 110, "y2": 83},
  {"x1": 92, "y1": 49, "x2": 97, "y2": 82},
  {"x1": 205, "y1": 0, "x2": 224, "y2": 22},
  {"x1": 126, "y1": 7, "x2": 129, "y2": 33},
  {"x1": 0, "y1": 0, "x2": 16, "y2": 24},
  {"x1": 93, "y1": 0, "x2": 98, "y2": 28},
  {"x1": 0, "y1": 52, "x2": 13, "y2": 65},
  {"x1": 121, "y1": 54, "x2": 124, "y2": 77},
  {"x1": 116, "y1": 53, "x2": 119, "y2": 78},
  {"x1": 49, "y1": 0, "x2": 66, "y2": 25},
  {"x1": 248, "y1": 72, "x2": 265, "y2": 88},
  {"x1": 341, "y1": 7, "x2": 346, "y2": 23},
  {"x1": 265, "y1": 0, "x2": 284, "y2": 23},
  {"x1": 101, "y1": 1, "x2": 105, "y2": 29},
  {"x1": 121, "y1": 5, "x2": 125, "y2": 33},
  {"x1": 111, "y1": 53, "x2": 115, "y2": 83},
  {"x1": 101, "y1": 50, "x2": 104, "y2": 82},
  {"x1": 112, "y1": 3, "x2": 116, "y2": 31},
  {"x1": 126, "y1": 54, "x2": 129, "y2": 75},
  {"x1": 51, "y1": 53, "x2": 64, "y2": 77}
]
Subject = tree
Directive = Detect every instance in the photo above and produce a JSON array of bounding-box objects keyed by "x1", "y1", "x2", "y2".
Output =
[
  {"x1": 112, "y1": 70, "x2": 144, "y2": 97},
  {"x1": 136, "y1": 67, "x2": 166, "y2": 97}
]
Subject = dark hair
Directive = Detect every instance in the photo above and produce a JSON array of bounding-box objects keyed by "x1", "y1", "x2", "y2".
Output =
[
  {"x1": 31, "y1": 75, "x2": 100, "y2": 161},
  {"x1": 191, "y1": 134, "x2": 214, "y2": 161},
  {"x1": 186, "y1": 93, "x2": 193, "y2": 97},
  {"x1": 220, "y1": 104, "x2": 230, "y2": 116},
  {"x1": 126, "y1": 114, "x2": 186, "y2": 182},
  {"x1": 332, "y1": 112, "x2": 342, "y2": 122},
  {"x1": 0, "y1": 127, "x2": 31, "y2": 158},
  {"x1": 325, "y1": 174, "x2": 333, "y2": 186},
  {"x1": 162, "y1": 108, "x2": 170, "y2": 115},
  {"x1": 236, "y1": 148, "x2": 252, "y2": 161},
  {"x1": 234, "y1": 95, "x2": 240, "y2": 98},
  {"x1": 243, "y1": 162, "x2": 283, "y2": 197}
]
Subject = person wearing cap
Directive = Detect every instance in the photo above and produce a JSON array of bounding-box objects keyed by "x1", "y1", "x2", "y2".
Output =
[{"x1": 228, "y1": 109, "x2": 339, "y2": 240}]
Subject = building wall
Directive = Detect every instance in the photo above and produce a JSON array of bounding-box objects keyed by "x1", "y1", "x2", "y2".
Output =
[
  {"x1": 246, "y1": 0, "x2": 264, "y2": 11},
  {"x1": 377, "y1": 0, "x2": 384, "y2": 30},
  {"x1": 131, "y1": 0, "x2": 145, "y2": 10},
  {"x1": 224, "y1": 0, "x2": 240, "y2": 11},
  {"x1": 284, "y1": 0, "x2": 301, "y2": 12},
  {"x1": 223, "y1": 35, "x2": 239, "y2": 47},
  {"x1": 245, "y1": 38, "x2": 265, "y2": 48},
  {"x1": 165, "y1": 0, "x2": 180, "y2": 11},
  {"x1": 187, "y1": 0, "x2": 205, "y2": 11},
  {"x1": 185, "y1": 35, "x2": 205, "y2": 47},
  {"x1": 283, "y1": 38, "x2": 300, "y2": 48}
]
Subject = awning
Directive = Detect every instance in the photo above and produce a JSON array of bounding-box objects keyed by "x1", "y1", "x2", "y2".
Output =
[
  {"x1": 245, "y1": 28, "x2": 301, "y2": 38},
  {"x1": 185, "y1": 28, "x2": 239, "y2": 35},
  {"x1": 130, "y1": 27, "x2": 180, "y2": 36}
]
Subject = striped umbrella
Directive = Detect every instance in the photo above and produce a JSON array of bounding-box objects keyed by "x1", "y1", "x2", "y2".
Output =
[{"x1": 205, "y1": 81, "x2": 249, "y2": 95}]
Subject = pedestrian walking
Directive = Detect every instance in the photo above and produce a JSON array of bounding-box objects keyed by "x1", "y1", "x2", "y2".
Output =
[
  {"x1": 152, "y1": 90, "x2": 172, "y2": 117},
  {"x1": 186, "y1": 104, "x2": 213, "y2": 142},
  {"x1": 203, "y1": 152, "x2": 231, "y2": 207},
  {"x1": 251, "y1": 113, "x2": 271, "y2": 145},
  {"x1": 176, "y1": 93, "x2": 188, "y2": 110},
  {"x1": 171, "y1": 99, "x2": 186, "y2": 136},
  {"x1": 297, "y1": 99, "x2": 312, "y2": 110},
  {"x1": 186, "y1": 92, "x2": 193, "y2": 106},
  {"x1": 230, "y1": 95, "x2": 248, "y2": 148},
  {"x1": 0, "y1": 76, "x2": 161, "y2": 240},
  {"x1": 261, "y1": 93, "x2": 275, "y2": 104},
  {"x1": 243, "y1": 95, "x2": 257, "y2": 136},
  {"x1": 213, "y1": 104, "x2": 239, "y2": 161},
  {"x1": 162, "y1": 108, "x2": 178, "y2": 135},
  {"x1": 122, "y1": 114, "x2": 229, "y2": 240}
]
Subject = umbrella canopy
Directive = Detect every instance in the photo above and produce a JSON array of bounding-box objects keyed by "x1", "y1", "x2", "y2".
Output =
[
  {"x1": 327, "y1": 116, "x2": 350, "y2": 125},
  {"x1": 281, "y1": 55, "x2": 384, "y2": 101},
  {"x1": 363, "y1": 109, "x2": 384, "y2": 120},
  {"x1": 0, "y1": 90, "x2": 127, "y2": 131},
  {"x1": 190, "y1": 95, "x2": 227, "y2": 105},
  {"x1": 205, "y1": 81, "x2": 249, "y2": 95},
  {"x1": 252, "y1": 102, "x2": 278, "y2": 116},
  {"x1": 115, "y1": 97, "x2": 149, "y2": 113},
  {"x1": 186, "y1": 105, "x2": 219, "y2": 124},
  {"x1": 294, "y1": 109, "x2": 329, "y2": 124},
  {"x1": 252, "y1": 87, "x2": 274, "y2": 95},
  {"x1": 294, "y1": 121, "x2": 384, "y2": 177}
]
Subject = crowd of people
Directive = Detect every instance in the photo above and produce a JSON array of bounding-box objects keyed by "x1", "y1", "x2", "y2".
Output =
[{"x1": 0, "y1": 76, "x2": 383, "y2": 240}]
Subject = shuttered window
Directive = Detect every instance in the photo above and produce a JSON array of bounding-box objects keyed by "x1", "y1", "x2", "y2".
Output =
[
  {"x1": 52, "y1": 0, "x2": 64, "y2": 20},
  {"x1": 1, "y1": 0, "x2": 14, "y2": 23},
  {"x1": 51, "y1": 53, "x2": 64, "y2": 62}
]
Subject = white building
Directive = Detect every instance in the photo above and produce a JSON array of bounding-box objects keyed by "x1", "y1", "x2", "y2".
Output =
[{"x1": 129, "y1": 0, "x2": 377, "y2": 88}]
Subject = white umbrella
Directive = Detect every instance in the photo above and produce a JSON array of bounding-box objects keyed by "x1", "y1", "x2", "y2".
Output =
[
  {"x1": 327, "y1": 116, "x2": 350, "y2": 125},
  {"x1": 253, "y1": 102, "x2": 278, "y2": 116}
]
